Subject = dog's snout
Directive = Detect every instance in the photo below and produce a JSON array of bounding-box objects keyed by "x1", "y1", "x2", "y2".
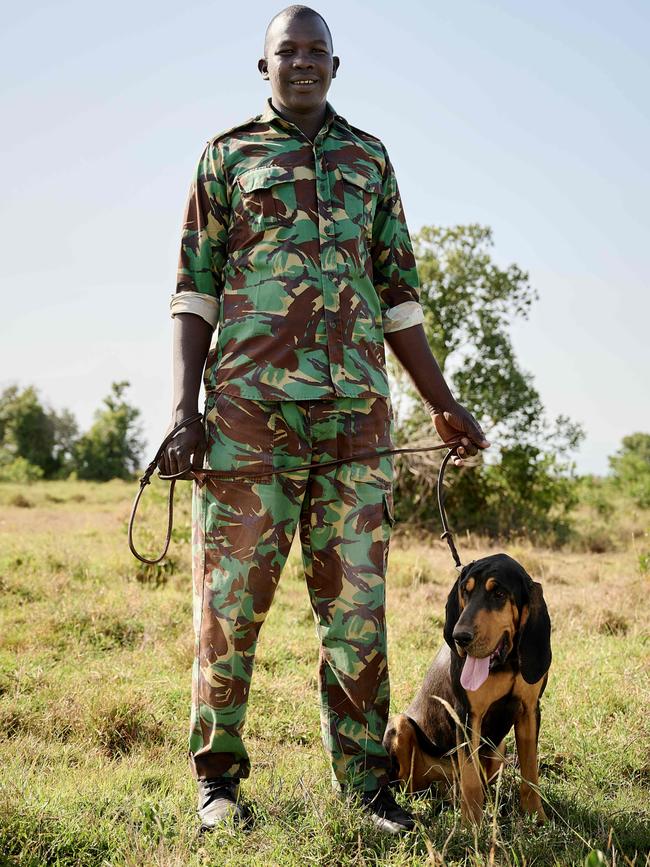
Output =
[{"x1": 452, "y1": 626, "x2": 474, "y2": 647}]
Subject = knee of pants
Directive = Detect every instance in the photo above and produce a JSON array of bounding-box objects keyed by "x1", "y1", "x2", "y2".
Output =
[{"x1": 319, "y1": 620, "x2": 387, "y2": 666}]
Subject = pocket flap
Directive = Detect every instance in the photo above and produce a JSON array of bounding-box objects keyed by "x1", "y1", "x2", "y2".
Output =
[
  {"x1": 338, "y1": 163, "x2": 382, "y2": 195},
  {"x1": 237, "y1": 165, "x2": 294, "y2": 193}
]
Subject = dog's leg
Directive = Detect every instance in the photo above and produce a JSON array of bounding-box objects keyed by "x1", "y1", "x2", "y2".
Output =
[
  {"x1": 457, "y1": 714, "x2": 485, "y2": 825},
  {"x1": 481, "y1": 738, "x2": 506, "y2": 783},
  {"x1": 514, "y1": 698, "x2": 547, "y2": 822}
]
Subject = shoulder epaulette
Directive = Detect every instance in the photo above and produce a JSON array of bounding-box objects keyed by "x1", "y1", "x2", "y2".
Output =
[
  {"x1": 345, "y1": 123, "x2": 384, "y2": 147},
  {"x1": 207, "y1": 115, "x2": 262, "y2": 146}
]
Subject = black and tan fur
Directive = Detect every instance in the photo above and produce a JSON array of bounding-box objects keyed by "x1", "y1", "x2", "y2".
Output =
[{"x1": 384, "y1": 553, "x2": 552, "y2": 825}]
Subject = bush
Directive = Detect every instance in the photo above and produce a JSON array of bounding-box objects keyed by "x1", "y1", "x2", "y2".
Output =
[{"x1": 0, "y1": 457, "x2": 44, "y2": 483}]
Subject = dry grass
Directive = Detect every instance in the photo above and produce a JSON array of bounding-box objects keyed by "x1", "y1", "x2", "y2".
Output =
[{"x1": 0, "y1": 478, "x2": 648, "y2": 866}]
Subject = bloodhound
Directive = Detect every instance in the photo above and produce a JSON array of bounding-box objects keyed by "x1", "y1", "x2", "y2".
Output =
[{"x1": 384, "y1": 553, "x2": 552, "y2": 825}]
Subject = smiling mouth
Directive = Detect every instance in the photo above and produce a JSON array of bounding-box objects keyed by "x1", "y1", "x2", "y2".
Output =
[{"x1": 290, "y1": 79, "x2": 318, "y2": 86}]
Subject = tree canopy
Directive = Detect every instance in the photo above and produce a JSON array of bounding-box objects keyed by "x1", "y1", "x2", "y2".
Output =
[
  {"x1": 0, "y1": 382, "x2": 143, "y2": 482},
  {"x1": 74, "y1": 382, "x2": 144, "y2": 481},
  {"x1": 609, "y1": 432, "x2": 650, "y2": 508},
  {"x1": 391, "y1": 224, "x2": 585, "y2": 541}
]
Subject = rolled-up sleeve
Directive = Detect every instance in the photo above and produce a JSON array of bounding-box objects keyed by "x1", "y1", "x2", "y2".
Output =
[
  {"x1": 371, "y1": 147, "x2": 423, "y2": 333},
  {"x1": 169, "y1": 292, "x2": 220, "y2": 328},
  {"x1": 382, "y1": 300, "x2": 424, "y2": 333},
  {"x1": 173, "y1": 141, "x2": 229, "y2": 324}
]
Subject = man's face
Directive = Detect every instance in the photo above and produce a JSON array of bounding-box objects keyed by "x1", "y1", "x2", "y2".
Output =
[{"x1": 259, "y1": 14, "x2": 339, "y2": 114}]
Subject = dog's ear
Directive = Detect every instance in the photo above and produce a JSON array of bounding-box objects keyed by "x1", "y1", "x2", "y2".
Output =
[
  {"x1": 517, "y1": 581, "x2": 552, "y2": 684},
  {"x1": 444, "y1": 565, "x2": 471, "y2": 650}
]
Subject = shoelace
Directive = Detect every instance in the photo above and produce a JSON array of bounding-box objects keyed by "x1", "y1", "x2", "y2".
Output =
[{"x1": 201, "y1": 778, "x2": 237, "y2": 805}]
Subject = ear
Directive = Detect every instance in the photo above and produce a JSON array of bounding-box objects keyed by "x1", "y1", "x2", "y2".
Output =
[
  {"x1": 332, "y1": 56, "x2": 340, "y2": 78},
  {"x1": 517, "y1": 581, "x2": 552, "y2": 684},
  {"x1": 443, "y1": 577, "x2": 461, "y2": 650},
  {"x1": 444, "y1": 564, "x2": 473, "y2": 650},
  {"x1": 258, "y1": 58, "x2": 269, "y2": 79}
]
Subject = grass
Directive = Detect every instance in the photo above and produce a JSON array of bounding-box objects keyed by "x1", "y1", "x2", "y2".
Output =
[{"x1": 0, "y1": 479, "x2": 648, "y2": 866}]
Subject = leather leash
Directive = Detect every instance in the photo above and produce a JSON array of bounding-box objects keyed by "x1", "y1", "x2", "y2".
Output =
[{"x1": 128, "y1": 414, "x2": 464, "y2": 567}]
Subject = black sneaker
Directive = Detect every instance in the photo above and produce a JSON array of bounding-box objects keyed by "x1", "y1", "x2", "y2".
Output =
[
  {"x1": 197, "y1": 777, "x2": 247, "y2": 831},
  {"x1": 358, "y1": 786, "x2": 416, "y2": 835}
]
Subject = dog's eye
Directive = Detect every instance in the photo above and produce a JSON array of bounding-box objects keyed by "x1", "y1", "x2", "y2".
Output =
[{"x1": 493, "y1": 588, "x2": 506, "y2": 600}]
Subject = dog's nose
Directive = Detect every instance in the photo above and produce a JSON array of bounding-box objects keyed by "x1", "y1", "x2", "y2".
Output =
[{"x1": 453, "y1": 626, "x2": 474, "y2": 647}]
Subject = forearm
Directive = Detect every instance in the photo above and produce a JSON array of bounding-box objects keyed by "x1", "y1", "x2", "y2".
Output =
[
  {"x1": 385, "y1": 323, "x2": 456, "y2": 413},
  {"x1": 171, "y1": 312, "x2": 213, "y2": 423}
]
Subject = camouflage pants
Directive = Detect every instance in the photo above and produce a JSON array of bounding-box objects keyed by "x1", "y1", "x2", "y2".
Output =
[{"x1": 188, "y1": 392, "x2": 396, "y2": 793}]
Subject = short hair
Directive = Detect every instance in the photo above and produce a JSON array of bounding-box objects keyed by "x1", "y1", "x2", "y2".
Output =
[{"x1": 264, "y1": 5, "x2": 333, "y2": 55}]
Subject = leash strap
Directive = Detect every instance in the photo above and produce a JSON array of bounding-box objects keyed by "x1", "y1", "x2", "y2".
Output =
[
  {"x1": 437, "y1": 447, "x2": 463, "y2": 570},
  {"x1": 127, "y1": 413, "x2": 202, "y2": 565},
  {"x1": 128, "y1": 414, "x2": 463, "y2": 567}
]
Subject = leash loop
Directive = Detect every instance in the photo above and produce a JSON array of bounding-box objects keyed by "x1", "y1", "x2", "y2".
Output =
[{"x1": 127, "y1": 413, "x2": 203, "y2": 565}]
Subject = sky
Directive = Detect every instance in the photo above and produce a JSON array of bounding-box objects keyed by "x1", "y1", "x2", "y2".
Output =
[{"x1": 1, "y1": 0, "x2": 648, "y2": 474}]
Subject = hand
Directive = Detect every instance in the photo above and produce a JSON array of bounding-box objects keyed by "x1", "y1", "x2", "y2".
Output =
[
  {"x1": 431, "y1": 402, "x2": 490, "y2": 467},
  {"x1": 157, "y1": 417, "x2": 206, "y2": 480}
]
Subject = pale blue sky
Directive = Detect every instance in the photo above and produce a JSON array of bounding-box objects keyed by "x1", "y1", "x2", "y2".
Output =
[{"x1": 1, "y1": 0, "x2": 648, "y2": 473}]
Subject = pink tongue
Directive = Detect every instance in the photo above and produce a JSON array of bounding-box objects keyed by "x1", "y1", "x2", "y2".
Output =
[{"x1": 460, "y1": 655, "x2": 491, "y2": 691}]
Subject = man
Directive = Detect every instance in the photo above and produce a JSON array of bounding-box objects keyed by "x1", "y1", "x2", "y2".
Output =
[{"x1": 160, "y1": 5, "x2": 488, "y2": 836}]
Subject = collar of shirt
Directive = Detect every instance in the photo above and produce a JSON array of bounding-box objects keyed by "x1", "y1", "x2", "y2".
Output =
[{"x1": 258, "y1": 97, "x2": 349, "y2": 139}]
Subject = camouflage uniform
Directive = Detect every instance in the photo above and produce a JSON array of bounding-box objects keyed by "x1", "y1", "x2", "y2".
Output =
[{"x1": 173, "y1": 99, "x2": 423, "y2": 793}]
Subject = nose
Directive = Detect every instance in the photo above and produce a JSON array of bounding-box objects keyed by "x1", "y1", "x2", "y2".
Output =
[
  {"x1": 293, "y1": 53, "x2": 314, "y2": 68},
  {"x1": 452, "y1": 625, "x2": 474, "y2": 648}
]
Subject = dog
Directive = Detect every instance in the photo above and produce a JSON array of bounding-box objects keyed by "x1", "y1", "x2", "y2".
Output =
[{"x1": 383, "y1": 553, "x2": 551, "y2": 825}]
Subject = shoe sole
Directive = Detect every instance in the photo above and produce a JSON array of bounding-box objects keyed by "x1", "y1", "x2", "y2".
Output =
[{"x1": 368, "y1": 813, "x2": 416, "y2": 835}]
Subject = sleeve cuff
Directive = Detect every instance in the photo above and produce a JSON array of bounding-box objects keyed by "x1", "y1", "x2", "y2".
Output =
[
  {"x1": 170, "y1": 292, "x2": 219, "y2": 329},
  {"x1": 382, "y1": 301, "x2": 424, "y2": 333}
]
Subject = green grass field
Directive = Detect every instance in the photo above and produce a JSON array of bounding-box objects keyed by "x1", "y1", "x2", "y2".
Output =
[{"x1": 0, "y1": 479, "x2": 648, "y2": 866}]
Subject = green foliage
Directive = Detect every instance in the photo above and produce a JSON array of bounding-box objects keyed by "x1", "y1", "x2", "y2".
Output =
[
  {"x1": 0, "y1": 457, "x2": 44, "y2": 482},
  {"x1": 609, "y1": 432, "x2": 650, "y2": 508},
  {"x1": 74, "y1": 382, "x2": 144, "y2": 481},
  {"x1": 410, "y1": 224, "x2": 544, "y2": 444},
  {"x1": 392, "y1": 225, "x2": 584, "y2": 541},
  {"x1": 452, "y1": 445, "x2": 579, "y2": 543},
  {"x1": 0, "y1": 384, "x2": 78, "y2": 478}
]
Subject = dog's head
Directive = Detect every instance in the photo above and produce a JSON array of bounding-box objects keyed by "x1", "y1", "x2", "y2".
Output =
[{"x1": 443, "y1": 553, "x2": 551, "y2": 687}]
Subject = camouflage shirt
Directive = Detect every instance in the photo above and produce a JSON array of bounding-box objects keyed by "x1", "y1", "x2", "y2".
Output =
[{"x1": 174, "y1": 99, "x2": 422, "y2": 401}]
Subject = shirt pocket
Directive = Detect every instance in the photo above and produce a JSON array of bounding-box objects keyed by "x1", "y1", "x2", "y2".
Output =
[
  {"x1": 235, "y1": 165, "x2": 298, "y2": 234},
  {"x1": 337, "y1": 163, "x2": 382, "y2": 238}
]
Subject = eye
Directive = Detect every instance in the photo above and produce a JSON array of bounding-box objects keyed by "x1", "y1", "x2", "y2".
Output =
[{"x1": 493, "y1": 588, "x2": 507, "y2": 601}]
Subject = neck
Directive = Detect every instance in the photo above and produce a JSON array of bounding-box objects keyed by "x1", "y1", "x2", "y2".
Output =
[{"x1": 270, "y1": 98, "x2": 328, "y2": 142}]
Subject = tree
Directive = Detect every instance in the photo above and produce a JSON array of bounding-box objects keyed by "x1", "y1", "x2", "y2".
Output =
[
  {"x1": 50, "y1": 408, "x2": 79, "y2": 476},
  {"x1": 609, "y1": 433, "x2": 650, "y2": 508},
  {"x1": 0, "y1": 385, "x2": 54, "y2": 471},
  {"x1": 74, "y1": 381, "x2": 145, "y2": 481},
  {"x1": 0, "y1": 385, "x2": 78, "y2": 479},
  {"x1": 391, "y1": 224, "x2": 584, "y2": 541}
]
